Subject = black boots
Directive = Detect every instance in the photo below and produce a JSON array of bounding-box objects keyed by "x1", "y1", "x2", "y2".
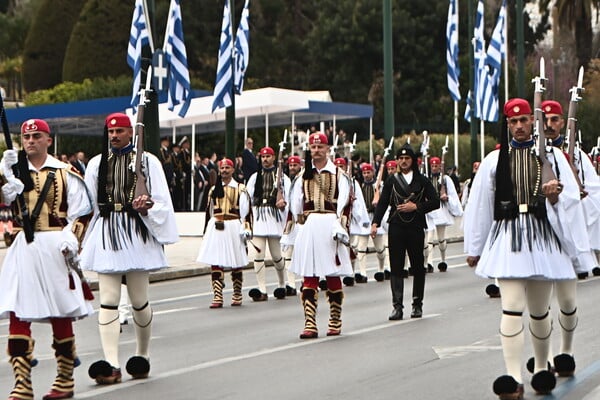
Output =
[
  {"x1": 411, "y1": 297, "x2": 423, "y2": 318},
  {"x1": 389, "y1": 274, "x2": 404, "y2": 320}
]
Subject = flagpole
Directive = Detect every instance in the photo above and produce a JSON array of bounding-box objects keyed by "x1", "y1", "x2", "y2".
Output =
[
  {"x1": 142, "y1": 0, "x2": 155, "y2": 52},
  {"x1": 503, "y1": 1, "x2": 509, "y2": 103},
  {"x1": 161, "y1": 0, "x2": 175, "y2": 51},
  {"x1": 225, "y1": 0, "x2": 236, "y2": 159},
  {"x1": 480, "y1": 119, "x2": 484, "y2": 160},
  {"x1": 454, "y1": 100, "x2": 459, "y2": 166},
  {"x1": 454, "y1": 0, "x2": 459, "y2": 169},
  {"x1": 191, "y1": 123, "x2": 196, "y2": 210}
]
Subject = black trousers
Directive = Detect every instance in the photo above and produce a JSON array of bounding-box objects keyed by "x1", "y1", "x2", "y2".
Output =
[{"x1": 387, "y1": 224, "x2": 426, "y2": 307}]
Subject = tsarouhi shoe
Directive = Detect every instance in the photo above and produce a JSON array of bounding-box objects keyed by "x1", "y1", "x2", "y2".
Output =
[
  {"x1": 531, "y1": 370, "x2": 556, "y2": 395},
  {"x1": 248, "y1": 289, "x2": 268, "y2": 301},
  {"x1": 485, "y1": 284, "x2": 501, "y2": 298},
  {"x1": 88, "y1": 361, "x2": 122, "y2": 385},
  {"x1": 492, "y1": 375, "x2": 524, "y2": 400},
  {"x1": 273, "y1": 287, "x2": 286, "y2": 299},
  {"x1": 126, "y1": 356, "x2": 150, "y2": 379},
  {"x1": 342, "y1": 276, "x2": 355, "y2": 286},
  {"x1": 553, "y1": 354, "x2": 575, "y2": 377},
  {"x1": 286, "y1": 285, "x2": 297, "y2": 296}
]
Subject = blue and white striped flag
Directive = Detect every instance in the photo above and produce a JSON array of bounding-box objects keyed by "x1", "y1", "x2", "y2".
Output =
[
  {"x1": 212, "y1": 1, "x2": 234, "y2": 113},
  {"x1": 233, "y1": 0, "x2": 250, "y2": 94},
  {"x1": 446, "y1": 0, "x2": 460, "y2": 101},
  {"x1": 478, "y1": 0, "x2": 506, "y2": 122},
  {"x1": 165, "y1": 0, "x2": 191, "y2": 117},
  {"x1": 127, "y1": 0, "x2": 150, "y2": 111}
]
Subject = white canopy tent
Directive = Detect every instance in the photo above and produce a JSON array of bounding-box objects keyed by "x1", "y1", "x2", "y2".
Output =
[{"x1": 126, "y1": 86, "x2": 373, "y2": 211}]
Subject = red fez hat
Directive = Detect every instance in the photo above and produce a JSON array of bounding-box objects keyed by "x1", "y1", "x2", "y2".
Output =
[
  {"x1": 287, "y1": 155, "x2": 301, "y2": 165},
  {"x1": 429, "y1": 157, "x2": 441, "y2": 165},
  {"x1": 503, "y1": 98, "x2": 532, "y2": 117},
  {"x1": 218, "y1": 158, "x2": 234, "y2": 167},
  {"x1": 495, "y1": 143, "x2": 501, "y2": 150},
  {"x1": 259, "y1": 147, "x2": 275, "y2": 156},
  {"x1": 105, "y1": 112, "x2": 132, "y2": 128},
  {"x1": 309, "y1": 132, "x2": 328, "y2": 145},
  {"x1": 21, "y1": 119, "x2": 50, "y2": 135},
  {"x1": 361, "y1": 163, "x2": 374, "y2": 172},
  {"x1": 541, "y1": 100, "x2": 563, "y2": 115},
  {"x1": 334, "y1": 157, "x2": 347, "y2": 167},
  {"x1": 385, "y1": 160, "x2": 397, "y2": 169}
]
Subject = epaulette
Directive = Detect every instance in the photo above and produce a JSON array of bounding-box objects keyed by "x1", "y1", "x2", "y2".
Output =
[
  {"x1": 65, "y1": 164, "x2": 84, "y2": 180},
  {"x1": 239, "y1": 183, "x2": 247, "y2": 193}
]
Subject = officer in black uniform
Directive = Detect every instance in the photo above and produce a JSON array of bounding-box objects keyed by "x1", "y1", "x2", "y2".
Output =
[{"x1": 371, "y1": 144, "x2": 439, "y2": 320}]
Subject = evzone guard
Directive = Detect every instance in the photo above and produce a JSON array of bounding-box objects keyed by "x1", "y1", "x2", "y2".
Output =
[
  {"x1": 0, "y1": 119, "x2": 94, "y2": 400},
  {"x1": 464, "y1": 97, "x2": 592, "y2": 399},
  {"x1": 246, "y1": 146, "x2": 293, "y2": 301},
  {"x1": 197, "y1": 158, "x2": 252, "y2": 308},
  {"x1": 288, "y1": 132, "x2": 353, "y2": 338}
]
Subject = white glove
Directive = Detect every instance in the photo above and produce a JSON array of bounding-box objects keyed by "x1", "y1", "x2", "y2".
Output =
[
  {"x1": 331, "y1": 221, "x2": 349, "y2": 244},
  {"x1": 59, "y1": 229, "x2": 79, "y2": 255},
  {"x1": 239, "y1": 224, "x2": 252, "y2": 241},
  {"x1": 3, "y1": 150, "x2": 18, "y2": 169},
  {"x1": 1, "y1": 177, "x2": 24, "y2": 203},
  {"x1": 1, "y1": 150, "x2": 18, "y2": 179}
]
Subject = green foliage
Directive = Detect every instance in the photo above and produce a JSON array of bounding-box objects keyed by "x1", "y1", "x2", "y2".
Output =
[
  {"x1": 576, "y1": 59, "x2": 600, "y2": 151},
  {"x1": 21, "y1": 0, "x2": 86, "y2": 91},
  {"x1": 25, "y1": 75, "x2": 131, "y2": 105},
  {"x1": 0, "y1": 12, "x2": 29, "y2": 60},
  {"x1": 62, "y1": 0, "x2": 132, "y2": 82}
]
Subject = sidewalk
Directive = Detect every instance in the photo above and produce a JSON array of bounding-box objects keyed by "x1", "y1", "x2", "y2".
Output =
[
  {"x1": 0, "y1": 213, "x2": 464, "y2": 291},
  {"x1": 82, "y1": 214, "x2": 465, "y2": 290},
  {"x1": 83, "y1": 236, "x2": 209, "y2": 290}
]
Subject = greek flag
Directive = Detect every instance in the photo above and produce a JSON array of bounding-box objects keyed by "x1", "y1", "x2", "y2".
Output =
[
  {"x1": 165, "y1": 0, "x2": 191, "y2": 117},
  {"x1": 465, "y1": 0, "x2": 485, "y2": 122},
  {"x1": 127, "y1": 0, "x2": 150, "y2": 110},
  {"x1": 478, "y1": 0, "x2": 506, "y2": 122},
  {"x1": 233, "y1": 0, "x2": 250, "y2": 94},
  {"x1": 212, "y1": 1, "x2": 233, "y2": 113},
  {"x1": 446, "y1": 0, "x2": 460, "y2": 101}
]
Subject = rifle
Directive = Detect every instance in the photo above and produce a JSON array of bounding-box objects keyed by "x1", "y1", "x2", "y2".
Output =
[
  {"x1": 275, "y1": 129, "x2": 287, "y2": 207},
  {"x1": 0, "y1": 88, "x2": 34, "y2": 242},
  {"x1": 532, "y1": 57, "x2": 556, "y2": 184},
  {"x1": 329, "y1": 132, "x2": 339, "y2": 160},
  {"x1": 133, "y1": 67, "x2": 153, "y2": 200},
  {"x1": 440, "y1": 135, "x2": 449, "y2": 199},
  {"x1": 565, "y1": 66, "x2": 586, "y2": 197},
  {"x1": 420, "y1": 131, "x2": 430, "y2": 176},
  {"x1": 373, "y1": 136, "x2": 394, "y2": 205},
  {"x1": 590, "y1": 137, "x2": 600, "y2": 174}
]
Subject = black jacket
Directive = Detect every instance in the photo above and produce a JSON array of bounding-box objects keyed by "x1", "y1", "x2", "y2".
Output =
[{"x1": 372, "y1": 172, "x2": 439, "y2": 230}]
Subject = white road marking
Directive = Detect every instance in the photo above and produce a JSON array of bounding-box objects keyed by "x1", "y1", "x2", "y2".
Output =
[{"x1": 75, "y1": 314, "x2": 441, "y2": 398}]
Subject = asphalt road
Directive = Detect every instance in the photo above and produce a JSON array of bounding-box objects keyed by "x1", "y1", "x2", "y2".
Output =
[{"x1": 2, "y1": 242, "x2": 600, "y2": 400}]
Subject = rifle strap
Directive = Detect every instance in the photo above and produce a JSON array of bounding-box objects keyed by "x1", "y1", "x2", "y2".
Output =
[{"x1": 30, "y1": 168, "x2": 56, "y2": 226}]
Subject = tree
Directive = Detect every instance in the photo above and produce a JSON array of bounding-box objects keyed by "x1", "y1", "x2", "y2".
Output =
[
  {"x1": 21, "y1": 0, "x2": 86, "y2": 91},
  {"x1": 62, "y1": 0, "x2": 133, "y2": 83},
  {"x1": 554, "y1": 0, "x2": 600, "y2": 68}
]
